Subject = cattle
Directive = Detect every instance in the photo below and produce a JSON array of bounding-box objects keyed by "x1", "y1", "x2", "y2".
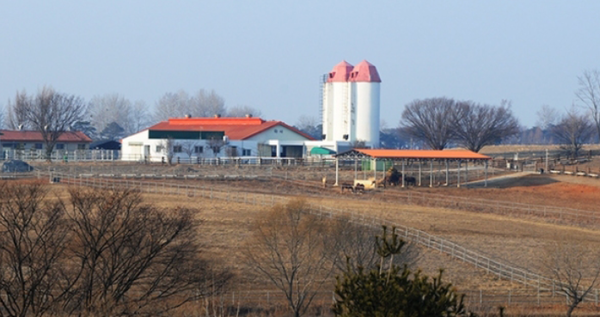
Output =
[
  {"x1": 385, "y1": 167, "x2": 401, "y2": 186},
  {"x1": 341, "y1": 183, "x2": 354, "y2": 193},
  {"x1": 404, "y1": 176, "x2": 417, "y2": 186},
  {"x1": 354, "y1": 183, "x2": 365, "y2": 193}
]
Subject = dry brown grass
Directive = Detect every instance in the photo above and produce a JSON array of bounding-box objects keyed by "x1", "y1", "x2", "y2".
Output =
[{"x1": 11, "y1": 169, "x2": 600, "y2": 316}]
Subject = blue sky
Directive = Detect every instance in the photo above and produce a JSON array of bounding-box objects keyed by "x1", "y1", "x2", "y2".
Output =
[{"x1": 1, "y1": 1, "x2": 599, "y2": 128}]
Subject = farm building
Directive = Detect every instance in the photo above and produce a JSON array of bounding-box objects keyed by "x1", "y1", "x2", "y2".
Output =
[
  {"x1": 120, "y1": 116, "x2": 315, "y2": 162},
  {"x1": 335, "y1": 148, "x2": 492, "y2": 187},
  {"x1": 0, "y1": 130, "x2": 92, "y2": 159}
]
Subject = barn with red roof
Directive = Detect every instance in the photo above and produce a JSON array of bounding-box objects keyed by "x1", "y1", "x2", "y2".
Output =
[
  {"x1": 0, "y1": 129, "x2": 92, "y2": 159},
  {"x1": 121, "y1": 115, "x2": 315, "y2": 162}
]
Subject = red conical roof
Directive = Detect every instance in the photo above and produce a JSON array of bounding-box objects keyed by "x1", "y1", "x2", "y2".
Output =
[
  {"x1": 349, "y1": 60, "x2": 381, "y2": 83},
  {"x1": 326, "y1": 60, "x2": 354, "y2": 83}
]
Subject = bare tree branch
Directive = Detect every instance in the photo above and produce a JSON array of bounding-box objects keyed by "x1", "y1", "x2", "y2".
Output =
[
  {"x1": 453, "y1": 100, "x2": 520, "y2": 152},
  {"x1": 551, "y1": 107, "x2": 594, "y2": 158},
  {"x1": 64, "y1": 187, "x2": 231, "y2": 316},
  {"x1": 575, "y1": 69, "x2": 600, "y2": 143},
  {"x1": 227, "y1": 105, "x2": 262, "y2": 118},
  {"x1": 7, "y1": 90, "x2": 30, "y2": 130},
  {"x1": 243, "y1": 199, "x2": 337, "y2": 317},
  {"x1": 400, "y1": 97, "x2": 456, "y2": 150},
  {"x1": 542, "y1": 239, "x2": 600, "y2": 317},
  {"x1": 0, "y1": 183, "x2": 70, "y2": 317},
  {"x1": 9, "y1": 87, "x2": 87, "y2": 160}
]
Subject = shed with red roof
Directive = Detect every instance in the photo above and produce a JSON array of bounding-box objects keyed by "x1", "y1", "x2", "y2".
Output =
[
  {"x1": 0, "y1": 130, "x2": 92, "y2": 159},
  {"x1": 333, "y1": 148, "x2": 492, "y2": 188}
]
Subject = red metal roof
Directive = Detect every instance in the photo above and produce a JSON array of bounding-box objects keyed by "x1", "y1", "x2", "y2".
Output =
[
  {"x1": 148, "y1": 117, "x2": 315, "y2": 140},
  {"x1": 327, "y1": 60, "x2": 354, "y2": 83},
  {"x1": 345, "y1": 149, "x2": 491, "y2": 160},
  {"x1": 0, "y1": 130, "x2": 92, "y2": 143},
  {"x1": 349, "y1": 60, "x2": 381, "y2": 83}
]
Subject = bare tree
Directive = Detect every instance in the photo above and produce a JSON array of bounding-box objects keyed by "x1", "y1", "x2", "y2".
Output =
[
  {"x1": 551, "y1": 107, "x2": 594, "y2": 158},
  {"x1": 88, "y1": 94, "x2": 150, "y2": 137},
  {"x1": 0, "y1": 104, "x2": 4, "y2": 129},
  {"x1": 0, "y1": 183, "x2": 70, "y2": 317},
  {"x1": 536, "y1": 104, "x2": 559, "y2": 131},
  {"x1": 575, "y1": 69, "x2": 600, "y2": 142},
  {"x1": 329, "y1": 219, "x2": 418, "y2": 274},
  {"x1": 153, "y1": 89, "x2": 227, "y2": 121},
  {"x1": 153, "y1": 90, "x2": 192, "y2": 122},
  {"x1": 227, "y1": 105, "x2": 262, "y2": 118},
  {"x1": 157, "y1": 137, "x2": 176, "y2": 164},
  {"x1": 243, "y1": 199, "x2": 338, "y2": 317},
  {"x1": 7, "y1": 90, "x2": 30, "y2": 130},
  {"x1": 125, "y1": 100, "x2": 151, "y2": 134},
  {"x1": 64, "y1": 187, "x2": 231, "y2": 316},
  {"x1": 191, "y1": 89, "x2": 226, "y2": 117},
  {"x1": 541, "y1": 239, "x2": 600, "y2": 317},
  {"x1": 452, "y1": 100, "x2": 520, "y2": 152},
  {"x1": 400, "y1": 97, "x2": 457, "y2": 150},
  {"x1": 89, "y1": 93, "x2": 130, "y2": 135},
  {"x1": 180, "y1": 140, "x2": 199, "y2": 161},
  {"x1": 10, "y1": 87, "x2": 86, "y2": 160},
  {"x1": 207, "y1": 137, "x2": 228, "y2": 157},
  {"x1": 295, "y1": 115, "x2": 322, "y2": 140},
  {"x1": 0, "y1": 183, "x2": 231, "y2": 316}
]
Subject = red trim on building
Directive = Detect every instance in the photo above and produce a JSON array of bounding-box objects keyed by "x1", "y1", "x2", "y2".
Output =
[
  {"x1": 146, "y1": 117, "x2": 315, "y2": 140},
  {"x1": 0, "y1": 130, "x2": 92, "y2": 143}
]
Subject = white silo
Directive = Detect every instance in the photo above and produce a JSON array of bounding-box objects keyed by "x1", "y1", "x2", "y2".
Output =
[
  {"x1": 350, "y1": 60, "x2": 381, "y2": 147},
  {"x1": 322, "y1": 75, "x2": 334, "y2": 141},
  {"x1": 326, "y1": 61, "x2": 353, "y2": 142}
]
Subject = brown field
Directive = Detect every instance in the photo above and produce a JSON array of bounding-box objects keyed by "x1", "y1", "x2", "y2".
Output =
[
  {"x1": 140, "y1": 172, "x2": 600, "y2": 316},
  {"x1": 7, "y1": 160, "x2": 600, "y2": 316}
]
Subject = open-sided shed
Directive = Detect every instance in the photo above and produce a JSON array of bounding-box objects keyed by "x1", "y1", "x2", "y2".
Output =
[{"x1": 334, "y1": 149, "x2": 492, "y2": 188}]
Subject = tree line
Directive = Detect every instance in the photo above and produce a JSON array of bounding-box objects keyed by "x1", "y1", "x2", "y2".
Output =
[
  {"x1": 2, "y1": 68, "x2": 600, "y2": 155},
  {"x1": 1, "y1": 87, "x2": 261, "y2": 142}
]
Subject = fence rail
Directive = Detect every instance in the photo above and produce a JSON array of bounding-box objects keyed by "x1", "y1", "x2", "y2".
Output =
[
  {"x1": 382, "y1": 189, "x2": 600, "y2": 228},
  {"x1": 207, "y1": 288, "x2": 600, "y2": 310},
  {"x1": 48, "y1": 170, "x2": 600, "y2": 229},
  {"x1": 42, "y1": 172, "x2": 600, "y2": 307}
]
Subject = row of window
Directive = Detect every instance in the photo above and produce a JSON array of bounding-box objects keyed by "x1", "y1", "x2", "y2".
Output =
[{"x1": 155, "y1": 145, "x2": 251, "y2": 156}]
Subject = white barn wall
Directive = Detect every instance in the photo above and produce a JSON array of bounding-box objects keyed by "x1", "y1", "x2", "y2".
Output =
[{"x1": 121, "y1": 124, "x2": 312, "y2": 162}]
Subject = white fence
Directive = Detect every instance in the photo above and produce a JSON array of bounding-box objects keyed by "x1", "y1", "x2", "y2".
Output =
[
  {"x1": 382, "y1": 190, "x2": 600, "y2": 228},
  {"x1": 48, "y1": 174, "x2": 555, "y2": 289},
  {"x1": 40, "y1": 172, "x2": 600, "y2": 309},
  {"x1": 3, "y1": 149, "x2": 119, "y2": 161}
]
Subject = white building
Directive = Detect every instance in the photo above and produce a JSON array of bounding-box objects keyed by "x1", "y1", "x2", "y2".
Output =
[
  {"x1": 121, "y1": 116, "x2": 315, "y2": 162},
  {"x1": 321, "y1": 60, "x2": 381, "y2": 148}
]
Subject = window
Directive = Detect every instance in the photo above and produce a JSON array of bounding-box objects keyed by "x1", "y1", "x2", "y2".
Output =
[
  {"x1": 35, "y1": 143, "x2": 43, "y2": 150},
  {"x1": 77, "y1": 144, "x2": 86, "y2": 150},
  {"x1": 194, "y1": 146, "x2": 203, "y2": 154},
  {"x1": 56, "y1": 144, "x2": 64, "y2": 150},
  {"x1": 173, "y1": 145, "x2": 182, "y2": 153},
  {"x1": 156, "y1": 145, "x2": 164, "y2": 153},
  {"x1": 242, "y1": 149, "x2": 251, "y2": 156}
]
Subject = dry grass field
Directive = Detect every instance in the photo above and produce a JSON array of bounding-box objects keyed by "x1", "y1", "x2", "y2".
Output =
[
  {"x1": 137, "y1": 173, "x2": 600, "y2": 316},
  {"x1": 7, "y1": 159, "x2": 600, "y2": 315}
]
